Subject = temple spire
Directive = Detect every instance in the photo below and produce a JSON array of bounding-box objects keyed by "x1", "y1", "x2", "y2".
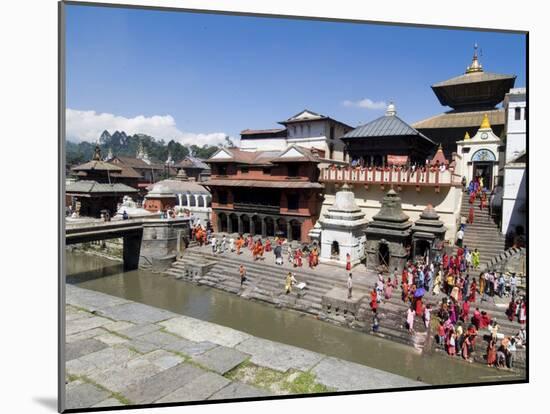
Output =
[
  {"x1": 92, "y1": 144, "x2": 102, "y2": 161},
  {"x1": 466, "y1": 43, "x2": 483, "y2": 74},
  {"x1": 480, "y1": 113, "x2": 492, "y2": 130},
  {"x1": 385, "y1": 102, "x2": 396, "y2": 116}
]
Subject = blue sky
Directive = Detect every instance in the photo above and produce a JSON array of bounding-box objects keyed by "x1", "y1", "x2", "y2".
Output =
[{"x1": 65, "y1": 4, "x2": 526, "y2": 145}]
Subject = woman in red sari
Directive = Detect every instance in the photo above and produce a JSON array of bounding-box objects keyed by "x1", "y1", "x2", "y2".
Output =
[
  {"x1": 469, "y1": 191, "x2": 476, "y2": 205},
  {"x1": 442, "y1": 253, "x2": 449, "y2": 270},
  {"x1": 480, "y1": 191, "x2": 487, "y2": 210},
  {"x1": 370, "y1": 289, "x2": 378, "y2": 311},
  {"x1": 486, "y1": 339, "x2": 497, "y2": 366},
  {"x1": 468, "y1": 207, "x2": 475, "y2": 224},
  {"x1": 295, "y1": 249, "x2": 303, "y2": 267},
  {"x1": 402, "y1": 281, "x2": 409, "y2": 302},
  {"x1": 461, "y1": 300, "x2": 470, "y2": 321},
  {"x1": 308, "y1": 250, "x2": 315, "y2": 268},
  {"x1": 346, "y1": 253, "x2": 351, "y2": 271},
  {"x1": 469, "y1": 280, "x2": 477, "y2": 302},
  {"x1": 265, "y1": 239, "x2": 272, "y2": 252},
  {"x1": 415, "y1": 297, "x2": 424, "y2": 317}
]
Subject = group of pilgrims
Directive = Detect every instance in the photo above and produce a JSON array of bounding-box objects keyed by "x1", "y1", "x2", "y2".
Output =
[
  {"x1": 191, "y1": 222, "x2": 321, "y2": 268},
  {"x1": 191, "y1": 218, "x2": 526, "y2": 370},
  {"x1": 367, "y1": 244, "x2": 527, "y2": 369}
]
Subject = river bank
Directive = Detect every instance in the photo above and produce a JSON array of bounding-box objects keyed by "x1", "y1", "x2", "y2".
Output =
[
  {"x1": 64, "y1": 285, "x2": 424, "y2": 410},
  {"x1": 67, "y1": 250, "x2": 522, "y2": 386}
]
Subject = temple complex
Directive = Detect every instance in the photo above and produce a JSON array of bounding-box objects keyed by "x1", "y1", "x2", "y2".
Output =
[
  {"x1": 175, "y1": 156, "x2": 211, "y2": 182},
  {"x1": 319, "y1": 103, "x2": 462, "y2": 241},
  {"x1": 413, "y1": 45, "x2": 516, "y2": 158}
]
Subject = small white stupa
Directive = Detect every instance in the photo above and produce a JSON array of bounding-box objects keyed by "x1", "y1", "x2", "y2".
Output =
[{"x1": 317, "y1": 184, "x2": 369, "y2": 268}]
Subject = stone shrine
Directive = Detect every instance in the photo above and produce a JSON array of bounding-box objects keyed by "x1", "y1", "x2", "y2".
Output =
[
  {"x1": 365, "y1": 189, "x2": 412, "y2": 272},
  {"x1": 316, "y1": 184, "x2": 369, "y2": 267},
  {"x1": 411, "y1": 204, "x2": 447, "y2": 262}
]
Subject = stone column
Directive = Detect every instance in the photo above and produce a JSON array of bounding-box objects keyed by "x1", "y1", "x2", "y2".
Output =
[
  {"x1": 287, "y1": 221, "x2": 293, "y2": 241},
  {"x1": 261, "y1": 217, "x2": 267, "y2": 238},
  {"x1": 202, "y1": 194, "x2": 208, "y2": 207},
  {"x1": 185, "y1": 194, "x2": 191, "y2": 207},
  {"x1": 238, "y1": 216, "x2": 243, "y2": 234},
  {"x1": 250, "y1": 218, "x2": 256, "y2": 236},
  {"x1": 194, "y1": 194, "x2": 200, "y2": 207},
  {"x1": 228, "y1": 215, "x2": 233, "y2": 233},
  {"x1": 178, "y1": 194, "x2": 183, "y2": 207}
]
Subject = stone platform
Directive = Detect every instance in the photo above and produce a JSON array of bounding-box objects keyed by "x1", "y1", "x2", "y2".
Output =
[
  {"x1": 63, "y1": 285, "x2": 424, "y2": 410},
  {"x1": 321, "y1": 287, "x2": 368, "y2": 319}
]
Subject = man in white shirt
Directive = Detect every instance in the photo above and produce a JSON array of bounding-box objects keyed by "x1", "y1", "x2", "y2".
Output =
[
  {"x1": 347, "y1": 273, "x2": 353, "y2": 299},
  {"x1": 211, "y1": 236, "x2": 217, "y2": 254},
  {"x1": 456, "y1": 228, "x2": 464, "y2": 247}
]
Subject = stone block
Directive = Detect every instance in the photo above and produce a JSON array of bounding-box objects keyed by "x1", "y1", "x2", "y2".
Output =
[
  {"x1": 120, "y1": 363, "x2": 206, "y2": 405},
  {"x1": 118, "y1": 323, "x2": 162, "y2": 339},
  {"x1": 235, "y1": 337, "x2": 324, "y2": 372},
  {"x1": 191, "y1": 346, "x2": 249, "y2": 374},
  {"x1": 98, "y1": 302, "x2": 177, "y2": 324},
  {"x1": 65, "y1": 382, "x2": 110, "y2": 410},
  {"x1": 311, "y1": 357, "x2": 423, "y2": 391},
  {"x1": 208, "y1": 382, "x2": 271, "y2": 400},
  {"x1": 135, "y1": 330, "x2": 182, "y2": 347},
  {"x1": 66, "y1": 315, "x2": 112, "y2": 336},
  {"x1": 65, "y1": 338, "x2": 108, "y2": 361},
  {"x1": 66, "y1": 284, "x2": 131, "y2": 311},
  {"x1": 163, "y1": 339, "x2": 218, "y2": 357},
  {"x1": 160, "y1": 316, "x2": 251, "y2": 347},
  {"x1": 155, "y1": 371, "x2": 231, "y2": 403}
]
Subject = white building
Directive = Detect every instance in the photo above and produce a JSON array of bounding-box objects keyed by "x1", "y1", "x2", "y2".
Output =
[
  {"x1": 501, "y1": 88, "x2": 527, "y2": 236},
  {"x1": 455, "y1": 114, "x2": 502, "y2": 191},
  {"x1": 239, "y1": 109, "x2": 353, "y2": 161}
]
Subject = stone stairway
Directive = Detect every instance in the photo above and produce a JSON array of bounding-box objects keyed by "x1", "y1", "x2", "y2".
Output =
[
  {"x1": 457, "y1": 192, "x2": 506, "y2": 264},
  {"x1": 164, "y1": 249, "x2": 431, "y2": 349},
  {"x1": 164, "y1": 248, "x2": 525, "y2": 373}
]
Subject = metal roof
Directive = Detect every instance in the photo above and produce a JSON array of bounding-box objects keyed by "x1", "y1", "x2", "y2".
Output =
[
  {"x1": 413, "y1": 109, "x2": 504, "y2": 130},
  {"x1": 66, "y1": 180, "x2": 138, "y2": 194},
  {"x1": 343, "y1": 114, "x2": 435, "y2": 144},
  {"x1": 432, "y1": 71, "x2": 516, "y2": 88}
]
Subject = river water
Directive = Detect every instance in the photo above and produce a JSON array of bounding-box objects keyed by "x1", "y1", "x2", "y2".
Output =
[{"x1": 66, "y1": 250, "x2": 522, "y2": 385}]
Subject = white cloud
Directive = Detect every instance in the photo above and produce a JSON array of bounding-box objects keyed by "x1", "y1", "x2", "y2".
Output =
[
  {"x1": 65, "y1": 108, "x2": 231, "y2": 146},
  {"x1": 342, "y1": 98, "x2": 387, "y2": 110}
]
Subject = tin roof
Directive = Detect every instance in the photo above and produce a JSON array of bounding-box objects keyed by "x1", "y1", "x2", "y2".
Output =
[
  {"x1": 176, "y1": 156, "x2": 211, "y2": 170},
  {"x1": 432, "y1": 71, "x2": 516, "y2": 88},
  {"x1": 72, "y1": 160, "x2": 122, "y2": 172},
  {"x1": 342, "y1": 113, "x2": 435, "y2": 145},
  {"x1": 413, "y1": 109, "x2": 504, "y2": 130},
  {"x1": 66, "y1": 180, "x2": 138, "y2": 194}
]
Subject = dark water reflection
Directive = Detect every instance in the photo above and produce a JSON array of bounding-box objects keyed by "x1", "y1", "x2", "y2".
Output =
[{"x1": 66, "y1": 251, "x2": 522, "y2": 386}]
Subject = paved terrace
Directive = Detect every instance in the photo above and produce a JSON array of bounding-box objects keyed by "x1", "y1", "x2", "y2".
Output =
[{"x1": 64, "y1": 285, "x2": 423, "y2": 410}]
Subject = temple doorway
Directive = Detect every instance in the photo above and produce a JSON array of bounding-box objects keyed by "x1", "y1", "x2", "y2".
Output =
[
  {"x1": 276, "y1": 218, "x2": 287, "y2": 238},
  {"x1": 378, "y1": 243, "x2": 390, "y2": 267},
  {"x1": 473, "y1": 161, "x2": 494, "y2": 191},
  {"x1": 331, "y1": 241, "x2": 340, "y2": 259},
  {"x1": 415, "y1": 240, "x2": 430, "y2": 261}
]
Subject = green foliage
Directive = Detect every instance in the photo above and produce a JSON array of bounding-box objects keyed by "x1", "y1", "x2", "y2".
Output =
[
  {"x1": 282, "y1": 371, "x2": 332, "y2": 394},
  {"x1": 65, "y1": 130, "x2": 223, "y2": 166}
]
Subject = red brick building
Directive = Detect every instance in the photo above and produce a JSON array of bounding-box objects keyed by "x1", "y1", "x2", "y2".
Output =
[{"x1": 202, "y1": 145, "x2": 324, "y2": 242}]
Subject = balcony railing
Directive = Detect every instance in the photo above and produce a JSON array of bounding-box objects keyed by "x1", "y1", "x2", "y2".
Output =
[
  {"x1": 320, "y1": 166, "x2": 461, "y2": 191},
  {"x1": 233, "y1": 202, "x2": 280, "y2": 214}
]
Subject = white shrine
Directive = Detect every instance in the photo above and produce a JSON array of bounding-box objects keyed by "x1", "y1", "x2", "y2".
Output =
[
  {"x1": 456, "y1": 114, "x2": 502, "y2": 190},
  {"x1": 313, "y1": 184, "x2": 369, "y2": 267}
]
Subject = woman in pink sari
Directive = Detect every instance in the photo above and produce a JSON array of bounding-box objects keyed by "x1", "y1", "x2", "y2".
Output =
[{"x1": 384, "y1": 277, "x2": 393, "y2": 300}]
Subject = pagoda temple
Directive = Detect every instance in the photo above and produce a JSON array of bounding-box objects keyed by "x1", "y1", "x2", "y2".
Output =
[
  {"x1": 67, "y1": 146, "x2": 138, "y2": 218},
  {"x1": 413, "y1": 45, "x2": 516, "y2": 158}
]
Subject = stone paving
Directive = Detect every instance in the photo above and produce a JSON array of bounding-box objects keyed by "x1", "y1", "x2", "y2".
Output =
[{"x1": 64, "y1": 284, "x2": 424, "y2": 410}]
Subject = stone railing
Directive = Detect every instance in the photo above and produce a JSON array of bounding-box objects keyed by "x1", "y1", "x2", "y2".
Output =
[{"x1": 319, "y1": 166, "x2": 462, "y2": 190}]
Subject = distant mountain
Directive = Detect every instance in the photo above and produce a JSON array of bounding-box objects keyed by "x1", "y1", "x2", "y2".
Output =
[{"x1": 66, "y1": 130, "x2": 227, "y2": 166}]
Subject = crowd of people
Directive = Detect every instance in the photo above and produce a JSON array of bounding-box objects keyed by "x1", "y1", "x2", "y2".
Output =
[
  {"x1": 390, "y1": 247, "x2": 527, "y2": 369},
  {"x1": 189, "y1": 219, "x2": 526, "y2": 370}
]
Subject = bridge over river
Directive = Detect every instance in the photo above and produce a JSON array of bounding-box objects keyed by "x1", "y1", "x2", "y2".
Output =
[{"x1": 65, "y1": 217, "x2": 191, "y2": 270}]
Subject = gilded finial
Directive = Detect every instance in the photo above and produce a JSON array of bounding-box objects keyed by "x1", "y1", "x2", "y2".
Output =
[
  {"x1": 92, "y1": 144, "x2": 102, "y2": 161},
  {"x1": 466, "y1": 43, "x2": 483, "y2": 74},
  {"x1": 438, "y1": 143, "x2": 443, "y2": 151},
  {"x1": 480, "y1": 113, "x2": 491, "y2": 130},
  {"x1": 464, "y1": 131, "x2": 471, "y2": 140}
]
